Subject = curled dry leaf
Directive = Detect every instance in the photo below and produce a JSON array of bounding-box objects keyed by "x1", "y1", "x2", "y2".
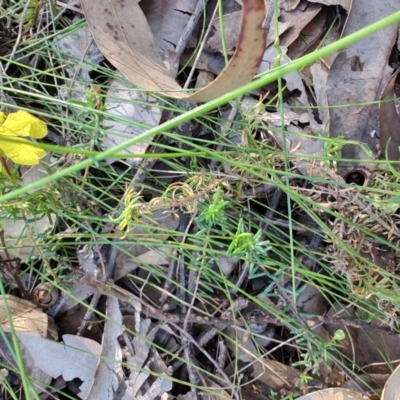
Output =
[
  {"x1": 271, "y1": 1, "x2": 322, "y2": 49},
  {"x1": 80, "y1": 0, "x2": 266, "y2": 102},
  {"x1": 279, "y1": 0, "x2": 301, "y2": 12}
]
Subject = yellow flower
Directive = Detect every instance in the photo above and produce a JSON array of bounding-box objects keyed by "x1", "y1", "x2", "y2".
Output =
[{"x1": 0, "y1": 110, "x2": 48, "y2": 165}]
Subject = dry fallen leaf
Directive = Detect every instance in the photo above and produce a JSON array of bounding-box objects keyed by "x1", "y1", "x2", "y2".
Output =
[
  {"x1": 123, "y1": 319, "x2": 173, "y2": 399},
  {"x1": 86, "y1": 296, "x2": 123, "y2": 400},
  {"x1": 208, "y1": 1, "x2": 321, "y2": 56},
  {"x1": 80, "y1": 0, "x2": 266, "y2": 102},
  {"x1": 308, "y1": 0, "x2": 351, "y2": 12},
  {"x1": 279, "y1": 0, "x2": 301, "y2": 12},
  {"x1": 271, "y1": 1, "x2": 322, "y2": 49},
  {"x1": 378, "y1": 68, "x2": 400, "y2": 166},
  {"x1": 1, "y1": 157, "x2": 56, "y2": 259},
  {"x1": 53, "y1": 26, "x2": 104, "y2": 104},
  {"x1": 112, "y1": 208, "x2": 180, "y2": 281},
  {"x1": 326, "y1": 0, "x2": 399, "y2": 167},
  {"x1": 251, "y1": 359, "x2": 303, "y2": 391},
  {"x1": 102, "y1": 79, "x2": 162, "y2": 165},
  {"x1": 382, "y1": 363, "x2": 400, "y2": 400},
  {"x1": 140, "y1": 1, "x2": 197, "y2": 55},
  {"x1": 0, "y1": 333, "x2": 52, "y2": 395},
  {"x1": 18, "y1": 333, "x2": 101, "y2": 399},
  {"x1": 52, "y1": 26, "x2": 104, "y2": 81},
  {"x1": 325, "y1": 302, "x2": 400, "y2": 375},
  {"x1": 310, "y1": 61, "x2": 330, "y2": 125},
  {"x1": 0, "y1": 294, "x2": 48, "y2": 338},
  {"x1": 295, "y1": 388, "x2": 367, "y2": 400}
]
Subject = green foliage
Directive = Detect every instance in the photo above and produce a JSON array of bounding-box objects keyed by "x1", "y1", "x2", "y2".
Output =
[
  {"x1": 226, "y1": 218, "x2": 271, "y2": 279},
  {"x1": 0, "y1": 3, "x2": 399, "y2": 398},
  {"x1": 292, "y1": 330, "x2": 346, "y2": 376}
]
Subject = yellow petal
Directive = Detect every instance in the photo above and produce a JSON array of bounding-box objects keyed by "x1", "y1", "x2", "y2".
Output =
[
  {"x1": 1, "y1": 110, "x2": 47, "y2": 138},
  {"x1": 0, "y1": 112, "x2": 6, "y2": 125},
  {"x1": 0, "y1": 137, "x2": 46, "y2": 165}
]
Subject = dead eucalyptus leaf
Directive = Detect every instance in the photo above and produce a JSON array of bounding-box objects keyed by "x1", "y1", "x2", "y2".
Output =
[
  {"x1": 80, "y1": 0, "x2": 266, "y2": 102},
  {"x1": 273, "y1": 1, "x2": 322, "y2": 49},
  {"x1": 251, "y1": 359, "x2": 303, "y2": 390},
  {"x1": 207, "y1": 11, "x2": 243, "y2": 55},
  {"x1": 86, "y1": 296, "x2": 123, "y2": 400},
  {"x1": 1, "y1": 159, "x2": 56, "y2": 259},
  {"x1": 53, "y1": 26, "x2": 104, "y2": 81},
  {"x1": 140, "y1": 1, "x2": 197, "y2": 55},
  {"x1": 0, "y1": 294, "x2": 48, "y2": 338},
  {"x1": 379, "y1": 68, "x2": 400, "y2": 166},
  {"x1": 279, "y1": 0, "x2": 301, "y2": 12},
  {"x1": 308, "y1": 0, "x2": 351, "y2": 11},
  {"x1": 123, "y1": 320, "x2": 173, "y2": 399},
  {"x1": 326, "y1": 0, "x2": 399, "y2": 167},
  {"x1": 103, "y1": 79, "x2": 162, "y2": 165},
  {"x1": 382, "y1": 363, "x2": 400, "y2": 400},
  {"x1": 208, "y1": 1, "x2": 321, "y2": 56},
  {"x1": 295, "y1": 388, "x2": 367, "y2": 400},
  {"x1": 18, "y1": 333, "x2": 101, "y2": 399}
]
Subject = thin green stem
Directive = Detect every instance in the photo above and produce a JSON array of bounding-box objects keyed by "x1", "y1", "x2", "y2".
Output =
[
  {"x1": 217, "y1": 0, "x2": 229, "y2": 64},
  {"x1": 271, "y1": 0, "x2": 297, "y2": 304}
]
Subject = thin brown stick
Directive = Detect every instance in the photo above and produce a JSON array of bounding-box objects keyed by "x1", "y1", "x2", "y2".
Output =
[
  {"x1": 0, "y1": 231, "x2": 30, "y2": 298},
  {"x1": 80, "y1": 274, "x2": 399, "y2": 335}
]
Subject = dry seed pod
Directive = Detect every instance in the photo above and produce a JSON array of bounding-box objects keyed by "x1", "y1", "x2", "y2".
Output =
[{"x1": 32, "y1": 283, "x2": 59, "y2": 309}]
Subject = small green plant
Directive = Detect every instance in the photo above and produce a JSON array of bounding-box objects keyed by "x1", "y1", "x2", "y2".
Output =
[
  {"x1": 269, "y1": 390, "x2": 296, "y2": 400},
  {"x1": 293, "y1": 329, "x2": 346, "y2": 376},
  {"x1": 319, "y1": 130, "x2": 346, "y2": 169},
  {"x1": 298, "y1": 372, "x2": 313, "y2": 386},
  {"x1": 0, "y1": 3, "x2": 399, "y2": 398},
  {"x1": 195, "y1": 185, "x2": 229, "y2": 229},
  {"x1": 109, "y1": 187, "x2": 146, "y2": 236},
  {"x1": 226, "y1": 217, "x2": 272, "y2": 279}
]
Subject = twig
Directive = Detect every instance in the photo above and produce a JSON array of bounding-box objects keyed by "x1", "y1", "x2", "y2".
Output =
[
  {"x1": 160, "y1": 212, "x2": 192, "y2": 307},
  {"x1": 3, "y1": 0, "x2": 32, "y2": 72},
  {"x1": 80, "y1": 274, "x2": 235, "y2": 386},
  {"x1": 0, "y1": 231, "x2": 29, "y2": 299},
  {"x1": 184, "y1": 1, "x2": 219, "y2": 89},
  {"x1": 175, "y1": 0, "x2": 208, "y2": 60},
  {"x1": 80, "y1": 275, "x2": 399, "y2": 335},
  {"x1": 76, "y1": 244, "x2": 117, "y2": 336}
]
